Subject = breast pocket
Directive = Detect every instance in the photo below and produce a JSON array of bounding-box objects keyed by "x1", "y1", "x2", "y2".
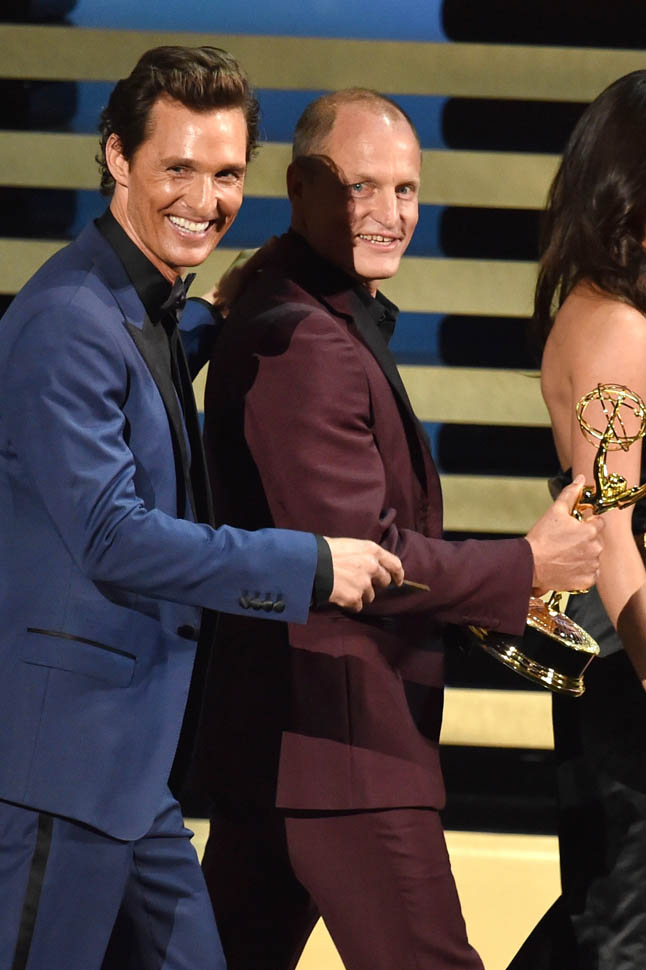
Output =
[{"x1": 22, "y1": 628, "x2": 136, "y2": 687}]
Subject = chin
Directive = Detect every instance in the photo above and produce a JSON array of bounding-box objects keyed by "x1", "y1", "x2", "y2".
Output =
[
  {"x1": 168, "y1": 244, "x2": 212, "y2": 269},
  {"x1": 355, "y1": 260, "x2": 400, "y2": 283}
]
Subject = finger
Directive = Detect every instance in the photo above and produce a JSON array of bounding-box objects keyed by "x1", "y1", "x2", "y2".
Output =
[
  {"x1": 375, "y1": 549, "x2": 404, "y2": 584},
  {"x1": 350, "y1": 590, "x2": 365, "y2": 610},
  {"x1": 558, "y1": 476, "x2": 585, "y2": 514},
  {"x1": 371, "y1": 563, "x2": 394, "y2": 588},
  {"x1": 362, "y1": 582, "x2": 376, "y2": 605}
]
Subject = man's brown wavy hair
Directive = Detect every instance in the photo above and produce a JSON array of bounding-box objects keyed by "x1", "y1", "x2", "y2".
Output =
[{"x1": 97, "y1": 45, "x2": 259, "y2": 195}]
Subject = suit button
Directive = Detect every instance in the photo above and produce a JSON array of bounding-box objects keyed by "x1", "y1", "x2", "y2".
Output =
[
  {"x1": 262, "y1": 599, "x2": 274, "y2": 612},
  {"x1": 273, "y1": 600, "x2": 286, "y2": 613},
  {"x1": 239, "y1": 594, "x2": 250, "y2": 609},
  {"x1": 177, "y1": 625, "x2": 198, "y2": 640}
]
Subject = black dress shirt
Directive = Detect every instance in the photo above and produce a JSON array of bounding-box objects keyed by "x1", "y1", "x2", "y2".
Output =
[
  {"x1": 96, "y1": 208, "x2": 213, "y2": 525},
  {"x1": 354, "y1": 279, "x2": 399, "y2": 346}
]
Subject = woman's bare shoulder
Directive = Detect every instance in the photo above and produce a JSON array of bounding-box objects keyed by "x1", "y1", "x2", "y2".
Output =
[
  {"x1": 554, "y1": 284, "x2": 646, "y2": 347},
  {"x1": 547, "y1": 287, "x2": 646, "y2": 405}
]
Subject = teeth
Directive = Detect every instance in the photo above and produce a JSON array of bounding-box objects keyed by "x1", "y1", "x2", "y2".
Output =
[
  {"x1": 358, "y1": 234, "x2": 394, "y2": 243},
  {"x1": 169, "y1": 215, "x2": 210, "y2": 233}
]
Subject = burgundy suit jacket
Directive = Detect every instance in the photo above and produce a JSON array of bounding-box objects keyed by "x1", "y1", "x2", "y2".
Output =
[{"x1": 195, "y1": 231, "x2": 533, "y2": 813}]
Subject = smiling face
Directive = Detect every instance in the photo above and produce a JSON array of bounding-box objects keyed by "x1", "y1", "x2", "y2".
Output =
[
  {"x1": 288, "y1": 102, "x2": 421, "y2": 295},
  {"x1": 106, "y1": 96, "x2": 247, "y2": 282}
]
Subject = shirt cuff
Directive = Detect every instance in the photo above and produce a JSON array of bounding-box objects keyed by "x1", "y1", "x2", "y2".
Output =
[{"x1": 312, "y1": 535, "x2": 334, "y2": 607}]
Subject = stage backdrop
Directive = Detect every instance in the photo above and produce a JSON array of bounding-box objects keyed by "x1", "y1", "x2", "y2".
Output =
[{"x1": 2, "y1": 4, "x2": 644, "y2": 964}]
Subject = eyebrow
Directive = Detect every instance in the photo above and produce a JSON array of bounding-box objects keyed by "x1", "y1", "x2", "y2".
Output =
[
  {"x1": 343, "y1": 173, "x2": 420, "y2": 186},
  {"x1": 343, "y1": 173, "x2": 372, "y2": 184},
  {"x1": 217, "y1": 164, "x2": 247, "y2": 176},
  {"x1": 162, "y1": 157, "x2": 246, "y2": 175}
]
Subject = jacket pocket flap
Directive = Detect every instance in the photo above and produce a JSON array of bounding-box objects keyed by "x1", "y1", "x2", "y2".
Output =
[{"x1": 22, "y1": 629, "x2": 135, "y2": 687}]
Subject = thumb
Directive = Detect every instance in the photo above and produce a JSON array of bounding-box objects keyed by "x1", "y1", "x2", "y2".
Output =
[{"x1": 557, "y1": 474, "x2": 585, "y2": 515}]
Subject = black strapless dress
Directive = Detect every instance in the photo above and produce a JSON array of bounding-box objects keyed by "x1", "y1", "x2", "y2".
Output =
[{"x1": 507, "y1": 472, "x2": 646, "y2": 970}]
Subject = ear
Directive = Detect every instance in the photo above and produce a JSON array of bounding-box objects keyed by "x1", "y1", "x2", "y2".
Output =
[
  {"x1": 105, "y1": 133, "x2": 130, "y2": 188},
  {"x1": 286, "y1": 160, "x2": 305, "y2": 202}
]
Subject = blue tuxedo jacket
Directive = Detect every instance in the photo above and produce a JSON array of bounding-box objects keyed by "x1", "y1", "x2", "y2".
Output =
[{"x1": 0, "y1": 222, "x2": 317, "y2": 840}]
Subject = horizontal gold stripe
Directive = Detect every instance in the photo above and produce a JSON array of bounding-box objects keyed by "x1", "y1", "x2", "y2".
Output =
[
  {"x1": 1, "y1": 24, "x2": 643, "y2": 102},
  {"x1": 195, "y1": 364, "x2": 550, "y2": 428},
  {"x1": 446, "y1": 830, "x2": 559, "y2": 970},
  {"x1": 1, "y1": 131, "x2": 559, "y2": 209},
  {"x1": 0, "y1": 239, "x2": 537, "y2": 317},
  {"x1": 380, "y1": 256, "x2": 537, "y2": 316},
  {"x1": 441, "y1": 474, "x2": 551, "y2": 533},
  {"x1": 421, "y1": 150, "x2": 559, "y2": 209},
  {"x1": 0, "y1": 132, "x2": 102, "y2": 191},
  {"x1": 402, "y1": 365, "x2": 548, "y2": 427},
  {"x1": 0, "y1": 239, "x2": 65, "y2": 295},
  {"x1": 0, "y1": 238, "x2": 241, "y2": 295},
  {"x1": 250, "y1": 145, "x2": 559, "y2": 209},
  {"x1": 440, "y1": 687, "x2": 553, "y2": 749},
  {"x1": 179, "y1": 699, "x2": 553, "y2": 785}
]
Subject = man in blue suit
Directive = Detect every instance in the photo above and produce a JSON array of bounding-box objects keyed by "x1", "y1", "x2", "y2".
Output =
[{"x1": 0, "y1": 46, "x2": 403, "y2": 970}]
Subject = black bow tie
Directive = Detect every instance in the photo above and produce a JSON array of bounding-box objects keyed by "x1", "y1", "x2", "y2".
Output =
[{"x1": 160, "y1": 272, "x2": 196, "y2": 317}]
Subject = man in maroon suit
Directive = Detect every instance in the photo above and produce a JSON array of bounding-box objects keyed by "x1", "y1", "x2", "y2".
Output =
[{"x1": 195, "y1": 89, "x2": 603, "y2": 970}]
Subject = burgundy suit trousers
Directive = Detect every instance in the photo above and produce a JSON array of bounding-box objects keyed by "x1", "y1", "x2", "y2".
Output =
[{"x1": 202, "y1": 806, "x2": 483, "y2": 970}]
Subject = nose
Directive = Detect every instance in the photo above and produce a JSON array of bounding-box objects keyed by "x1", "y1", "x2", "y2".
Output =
[
  {"x1": 184, "y1": 174, "x2": 220, "y2": 218},
  {"x1": 372, "y1": 187, "x2": 398, "y2": 229}
]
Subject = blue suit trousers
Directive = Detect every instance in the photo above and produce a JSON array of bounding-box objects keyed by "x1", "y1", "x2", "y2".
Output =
[{"x1": 0, "y1": 791, "x2": 223, "y2": 970}]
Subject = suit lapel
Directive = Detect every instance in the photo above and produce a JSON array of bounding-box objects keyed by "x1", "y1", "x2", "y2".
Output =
[
  {"x1": 125, "y1": 318, "x2": 196, "y2": 520},
  {"x1": 279, "y1": 231, "x2": 435, "y2": 493},
  {"x1": 82, "y1": 224, "x2": 197, "y2": 520},
  {"x1": 350, "y1": 301, "x2": 420, "y2": 427}
]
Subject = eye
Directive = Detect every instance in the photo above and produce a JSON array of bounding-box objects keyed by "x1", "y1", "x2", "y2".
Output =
[
  {"x1": 397, "y1": 183, "x2": 418, "y2": 198},
  {"x1": 347, "y1": 182, "x2": 369, "y2": 197},
  {"x1": 215, "y1": 168, "x2": 245, "y2": 183}
]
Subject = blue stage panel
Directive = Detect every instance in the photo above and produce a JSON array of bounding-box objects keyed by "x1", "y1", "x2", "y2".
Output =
[
  {"x1": 69, "y1": 84, "x2": 448, "y2": 149},
  {"x1": 257, "y1": 91, "x2": 447, "y2": 148},
  {"x1": 69, "y1": 0, "x2": 446, "y2": 41},
  {"x1": 391, "y1": 314, "x2": 443, "y2": 363}
]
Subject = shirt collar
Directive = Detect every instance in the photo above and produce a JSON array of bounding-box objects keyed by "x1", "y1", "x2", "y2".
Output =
[
  {"x1": 353, "y1": 283, "x2": 399, "y2": 346},
  {"x1": 96, "y1": 208, "x2": 173, "y2": 323}
]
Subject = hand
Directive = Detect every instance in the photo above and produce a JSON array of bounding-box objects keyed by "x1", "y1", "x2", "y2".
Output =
[
  {"x1": 525, "y1": 476, "x2": 604, "y2": 595},
  {"x1": 200, "y1": 238, "x2": 280, "y2": 313},
  {"x1": 325, "y1": 537, "x2": 404, "y2": 612}
]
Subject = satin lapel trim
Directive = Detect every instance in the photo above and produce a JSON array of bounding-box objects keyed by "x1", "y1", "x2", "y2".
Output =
[
  {"x1": 125, "y1": 317, "x2": 196, "y2": 519},
  {"x1": 353, "y1": 310, "x2": 415, "y2": 414},
  {"x1": 341, "y1": 294, "x2": 431, "y2": 441},
  {"x1": 319, "y1": 287, "x2": 415, "y2": 417},
  {"x1": 83, "y1": 224, "x2": 196, "y2": 518}
]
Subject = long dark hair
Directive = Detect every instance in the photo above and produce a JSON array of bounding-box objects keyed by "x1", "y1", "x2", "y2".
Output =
[
  {"x1": 534, "y1": 70, "x2": 646, "y2": 348},
  {"x1": 97, "y1": 46, "x2": 259, "y2": 196}
]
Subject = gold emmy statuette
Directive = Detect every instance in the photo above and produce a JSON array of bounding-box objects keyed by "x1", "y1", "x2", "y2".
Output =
[{"x1": 469, "y1": 383, "x2": 646, "y2": 696}]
